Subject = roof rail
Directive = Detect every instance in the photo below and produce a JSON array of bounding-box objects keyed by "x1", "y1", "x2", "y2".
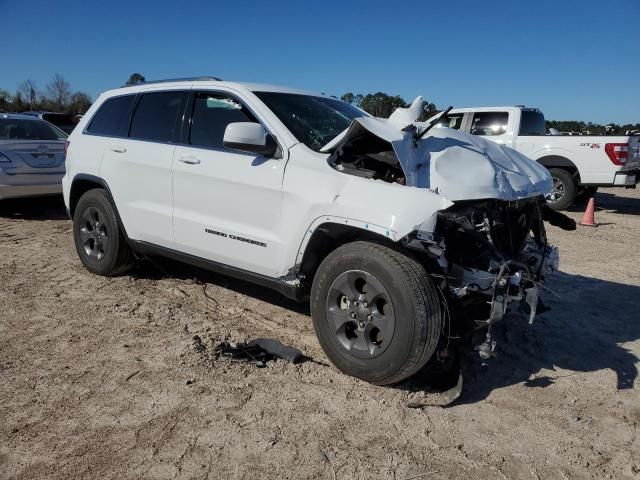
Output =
[{"x1": 120, "y1": 76, "x2": 222, "y2": 87}]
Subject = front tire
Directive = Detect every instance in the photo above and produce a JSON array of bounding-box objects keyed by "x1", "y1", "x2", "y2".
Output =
[
  {"x1": 546, "y1": 168, "x2": 577, "y2": 211},
  {"x1": 311, "y1": 241, "x2": 443, "y2": 385},
  {"x1": 73, "y1": 188, "x2": 133, "y2": 276}
]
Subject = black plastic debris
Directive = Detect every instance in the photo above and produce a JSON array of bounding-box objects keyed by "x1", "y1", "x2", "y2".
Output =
[{"x1": 213, "y1": 338, "x2": 306, "y2": 367}]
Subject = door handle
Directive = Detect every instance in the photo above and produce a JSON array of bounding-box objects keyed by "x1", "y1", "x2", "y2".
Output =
[
  {"x1": 110, "y1": 146, "x2": 127, "y2": 153},
  {"x1": 178, "y1": 156, "x2": 201, "y2": 165}
]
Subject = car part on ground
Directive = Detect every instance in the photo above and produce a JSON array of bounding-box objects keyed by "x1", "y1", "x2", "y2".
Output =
[{"x1": 209, "y1": 337, "x2": 306, "y2": 367}]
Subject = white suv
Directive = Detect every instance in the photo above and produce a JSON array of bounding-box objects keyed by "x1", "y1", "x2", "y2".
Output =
[{"x1": 63, "y1": 77, "x2": 567, "y2": 385}]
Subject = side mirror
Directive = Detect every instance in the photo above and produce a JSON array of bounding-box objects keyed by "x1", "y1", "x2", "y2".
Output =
[{"x1": 223, "y1": 122, "x2": 278, "y2": 157}]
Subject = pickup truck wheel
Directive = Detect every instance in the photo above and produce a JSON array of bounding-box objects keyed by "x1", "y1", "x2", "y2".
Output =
[
  {"x1": 546, "y1": 168, "x2": 577, "y2": 210},
  {"x1": 311, "y1": 241, "x2": 443, "y2": 385},
  {"x1": 73, "y1": 189, "x2": 133, "y2": 276}
]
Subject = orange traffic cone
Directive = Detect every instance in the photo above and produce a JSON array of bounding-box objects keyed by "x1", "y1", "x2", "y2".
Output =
[{"x1": 580, "y1": 196, "x2": 598, "y2": 227}]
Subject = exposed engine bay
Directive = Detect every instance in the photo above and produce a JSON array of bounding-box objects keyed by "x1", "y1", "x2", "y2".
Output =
[
  {"x1": 406, "y1": 197, "x2": 572, "y2": 359},
  {"x1": 331, "y1": 132, "x2": 405, "y2": 184}
]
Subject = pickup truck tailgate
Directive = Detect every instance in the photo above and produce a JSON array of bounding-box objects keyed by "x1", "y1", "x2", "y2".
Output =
[{"x1": 627, "y1": 136, "x2": 640, "y2": 168}]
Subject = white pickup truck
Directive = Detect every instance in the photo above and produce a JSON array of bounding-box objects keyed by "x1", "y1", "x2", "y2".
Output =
[{"x1": 435, "y1": 106, "x2": 640, "y2": 209}]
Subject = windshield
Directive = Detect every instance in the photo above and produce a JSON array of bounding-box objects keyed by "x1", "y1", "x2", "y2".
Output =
[
  {"x1": 254, "y1": 92, "x2": 366, "y2": 151},
  {"x1": 0, "y1": 118, "x2": 68, "y2": 140}
]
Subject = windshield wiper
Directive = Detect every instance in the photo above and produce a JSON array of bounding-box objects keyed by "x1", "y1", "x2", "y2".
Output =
[{"x1": 413, "y1": 106, "x2": 453, "y2": 146}]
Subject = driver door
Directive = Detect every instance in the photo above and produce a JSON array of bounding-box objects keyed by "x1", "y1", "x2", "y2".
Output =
[{"x1": 171, "y1": 91, "x2": 286, "y2": 277}]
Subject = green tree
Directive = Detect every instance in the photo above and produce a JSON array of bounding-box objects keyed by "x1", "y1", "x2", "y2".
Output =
[
  {"x1": 0, "y1": 89, "x2": 11, "y2": 111},
  {"x1": 11, "y1": 92, "x2": 27, "y2": 112},
  {"x1": 126, "y1": 73, "x2": 146, "y2": 85},
  {"x1": 341, "y1": 92, "x2": 355, "y2": 104},
  {"x1": 420, "y1": 102, "x2": 439, "y2": 121},
  {"x1": 341, "y1": 92, "x2": 364, "y2": 107},
  {"x1": 359, "y1": 92, "x2": 408, "y2": 118},
  {"x1": 69, "y1": 91, "x2": 93, "y2": 114}
]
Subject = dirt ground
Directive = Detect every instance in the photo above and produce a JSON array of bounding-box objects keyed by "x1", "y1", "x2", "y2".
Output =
[{"x1": 0, "y1": 188, "x2": 639, "y2": 480}]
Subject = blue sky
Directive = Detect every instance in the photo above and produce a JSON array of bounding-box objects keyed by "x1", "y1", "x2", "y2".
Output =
[{"x1": 2, "y1": 0, "x2": 638, "y2": 124}]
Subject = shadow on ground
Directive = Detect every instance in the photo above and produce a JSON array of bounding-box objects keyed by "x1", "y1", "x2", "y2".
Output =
[
  {"x1": 594, "y1": 191, "x2": 640, "y2": 215},
  {"x1": 568, "y1": 191, "x2": 640, "y2": 215},
  {"x1": 131, "y1": 256, "x2": 310, "y2": 316},
  {"x1": 135, "y1": 256, "x2": 640, "y2": 404},
  {"x1": 0, "y1": 195, "x2": 68, "y2": 220},
  {"x1": 449, "y1": 271, "x2": 640, "y2": 404}
]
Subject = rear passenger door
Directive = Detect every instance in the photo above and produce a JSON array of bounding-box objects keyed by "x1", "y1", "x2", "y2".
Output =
[
  {"x1": 99, "y1": 89, "x2": 188, "y2": 248},
  {"x1": 171, "y1": 91, "x2": 286, "y2": 277}
]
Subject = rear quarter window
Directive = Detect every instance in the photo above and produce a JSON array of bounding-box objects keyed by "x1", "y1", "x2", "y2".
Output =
[
  {"x1": 86, "y1": 95, "x2": 136, "y2": 136},
  {"x1": 518, "y1": 111, "x2": 546, "y2": 136}
]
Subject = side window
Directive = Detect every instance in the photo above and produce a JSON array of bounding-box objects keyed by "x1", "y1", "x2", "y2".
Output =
[
  {"x1": 435, "y1": 113, "x2": 465, "y2": 130},
  {"x1": 470, "y1": 112, "x2": 509, "y2": 136},
  {"x1": 518, "y1": 110, "x2": 546, "y2": 136},
  {"x1": 129, "y1": 91, "x2": 185, "y2": 142},
  {"x1": 189, "y1": 92, "x2": 256, "y2": 149},
  {"x1": 86, "y1": 95, "x2": 136, "y2": 136}
]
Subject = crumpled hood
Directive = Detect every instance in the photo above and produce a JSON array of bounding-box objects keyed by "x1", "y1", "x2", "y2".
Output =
[
  {"x1": 321, "y1": 115, "x2": 552, "y2": 202},
  {"x1": 425, "y1": 127, "x2": 552, "y2": 201}
]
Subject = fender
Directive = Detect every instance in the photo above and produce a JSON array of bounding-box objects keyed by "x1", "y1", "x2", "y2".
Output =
[
  {"x1": 535, "y1": 155, "x2": 579, "y2": 171},
  {"x1": 293, "y1": 215, "x2": 397, "y2": 269}
]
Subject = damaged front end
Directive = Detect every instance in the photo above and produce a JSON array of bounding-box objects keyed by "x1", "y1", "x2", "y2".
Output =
[
  {"x1": 321, "y1": 98, "x2": 573, "y2": 359},
  {"x1": 407, "y1": 197, "x2": 566, "y2": 359}
]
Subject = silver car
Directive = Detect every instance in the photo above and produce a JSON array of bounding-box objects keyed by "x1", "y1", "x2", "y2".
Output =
[{"x1": 0, "y1": 114, "x2": 67, "y2": 200}]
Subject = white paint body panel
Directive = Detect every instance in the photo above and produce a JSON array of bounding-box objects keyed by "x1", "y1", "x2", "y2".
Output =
[
  {"x1": 100, "y1": 138, "x2": 175, "y2": 248},
  {"x1": 172, "y1": 145, "x2": 286, "y2": 276},
  {"x1": 446, "y1": 106, "x2": 640, "y2": 186}
]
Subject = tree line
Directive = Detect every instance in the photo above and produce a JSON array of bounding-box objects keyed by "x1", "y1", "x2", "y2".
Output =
[
  {"x1": 0, "y1": 74, "x2": 92, "y2": 115},
  {"x1": 340, "y1": 92, "x2": 639, "y2": 135},
  {"x1": 1, "y1": 73, "x2": 637, "y2": 134},
  {"x1": 546, "y1": 120, "x2": 640, "y2": 136},
  {"x1": 340, "y1": 92, "x2": 439, "y2": 121}
]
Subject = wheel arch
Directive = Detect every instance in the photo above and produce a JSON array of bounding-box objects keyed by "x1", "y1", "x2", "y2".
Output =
[
  {"x1": 537, "y1": 155, "x2": 580, "y2": 180},
  {"x1": 295, "y1": 220, "x2": 399, "y2": 289},
  {"x1": 69, "y1": 174, "x2": 129, "y2": 240}
]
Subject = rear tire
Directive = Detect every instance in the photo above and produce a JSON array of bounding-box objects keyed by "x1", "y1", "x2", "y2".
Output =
[
  {"x1": 73, "y1": 189, "x2": 133, "y2": 276},
  {"x1": 311, "y1": 241, "x2": 443, "y2": 385},
  {"x1": 546, "y1": 168, "x2": 577, "y2": 211}
]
